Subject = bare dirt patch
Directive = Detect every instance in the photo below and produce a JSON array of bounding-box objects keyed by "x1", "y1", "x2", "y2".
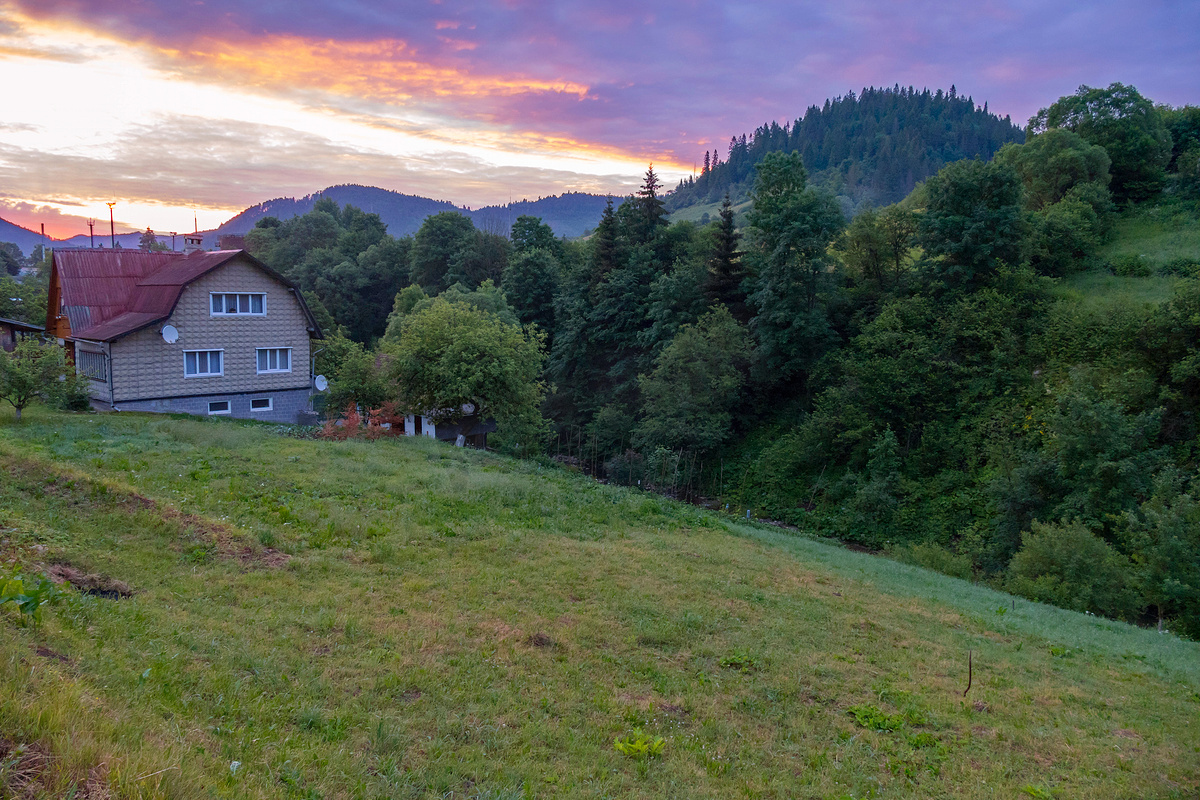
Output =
[
  {"x1": 45, "y1": 564, "x2": 134, "y2": 599},
  {"x1": 232, "y1": 545, "x2": 291, "y2": 569},
  {"x1": 526, "y1": 632, "x2": 556, "y2": 648},
  {"x1": 0, "y1": 739, "x2": 111, "y2": 800},
  {"x1": 34, "y1": 646, "x2": 70, "y2": 664}
]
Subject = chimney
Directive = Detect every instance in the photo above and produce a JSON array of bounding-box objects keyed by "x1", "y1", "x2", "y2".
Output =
[{"x1": 182, "y1": 233, "x2": 203, "y2": 254}]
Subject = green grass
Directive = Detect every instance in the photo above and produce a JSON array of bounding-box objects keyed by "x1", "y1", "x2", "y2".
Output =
[
  {"x1": 1098, "y1": 201, "x2": 1200, "y2": 268},
  {"x1": 667, "y1": 198, "x2": 752, "y2": 227},
  {"x1": 1, "y1": 406, "x2": 1199, "y2": 799},
  {"x1": 1055, "y1": 269, "x2": 1182, "y2": 308}
]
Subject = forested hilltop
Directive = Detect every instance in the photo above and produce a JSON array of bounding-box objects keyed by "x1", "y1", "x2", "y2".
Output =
[{"x1": 668, "y1": 85, "x2": 1025, "y2": 213}]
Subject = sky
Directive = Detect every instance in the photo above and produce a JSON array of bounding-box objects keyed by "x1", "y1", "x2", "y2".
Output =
[{"x1": 1, "y1": 0, "x2": 1196, "y2": 240}]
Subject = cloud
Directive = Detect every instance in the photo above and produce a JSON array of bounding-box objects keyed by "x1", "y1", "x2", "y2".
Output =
[
  {"x1": 13, "y1": 0, "x2": 1196, "y2": 166},
  {"x1": 3, "y1": 0, "x2": 1197, "y2": 221},
  {"x1": 0, "y1": 112, "x2": 644, "y2": 235}
]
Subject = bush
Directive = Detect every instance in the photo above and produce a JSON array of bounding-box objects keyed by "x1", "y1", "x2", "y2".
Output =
[
  {"x1": 1109, "y1": 254, "x2": 1153, "y2": 277},
  {"x1": 53, "y1": 370, "x2": 92, "y2": 412},
  {"x1": 1160, "y1": 257, "x2": 1200, "y2": 277},
  {"x1": 889, "y1": 542, "x2": 975, "y2": 581},
  {"x1": 1007, "y1": 520, "x2": 1141, "y2": 619}
]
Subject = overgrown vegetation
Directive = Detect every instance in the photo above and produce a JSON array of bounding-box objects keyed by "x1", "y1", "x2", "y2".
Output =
[{"x1": 0, "y1": 408, "x2": 1198, "y2": 799}]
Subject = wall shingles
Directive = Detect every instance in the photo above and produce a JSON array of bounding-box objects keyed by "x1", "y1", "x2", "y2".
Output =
[{"x1": 111, "y1": 256, "x2": 313, "y2": 403}]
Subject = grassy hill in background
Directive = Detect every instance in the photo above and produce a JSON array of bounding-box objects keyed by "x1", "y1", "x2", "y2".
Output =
[{"x1": 1, "y1": 408, "x2": 1197, "y2": 799}]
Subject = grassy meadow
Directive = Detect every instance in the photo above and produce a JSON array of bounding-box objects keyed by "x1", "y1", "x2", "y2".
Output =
[{"x1": 1, "y1": 407, "x2": 1199, "y2": 799}]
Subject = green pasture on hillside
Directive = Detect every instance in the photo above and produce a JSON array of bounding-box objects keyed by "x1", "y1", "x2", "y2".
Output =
[{"x1": 1, "y1": 407, "x2": 1198, "y2": 799}]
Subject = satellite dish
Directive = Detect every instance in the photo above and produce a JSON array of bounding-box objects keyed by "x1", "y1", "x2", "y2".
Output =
[
  {"x1": 314, "y1": 375, "x2": 328, "y2": 392},
  {"x1": 461, "y1": 402, "x2": 476, "y2": 415},
  {"x1": 161, "y1": 325, "x2": 179, "y2": 343}
]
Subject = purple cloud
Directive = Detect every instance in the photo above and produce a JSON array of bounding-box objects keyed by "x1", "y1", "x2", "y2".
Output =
[{"x1": 10, "y1": 0, "x2": 1199, "y2": 164}]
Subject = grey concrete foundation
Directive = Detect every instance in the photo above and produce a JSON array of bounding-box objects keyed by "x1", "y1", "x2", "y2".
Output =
[{"x1": 113, "y1": 387, "x2": 313, "y2": 424}]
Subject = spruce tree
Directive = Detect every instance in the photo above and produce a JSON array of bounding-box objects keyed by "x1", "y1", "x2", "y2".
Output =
[
  {"x1": 704, "y1": 194, "x2": 747, "y2": 321},
  {"x1": 591, "y1": 199, "x2": 619, "y2": 285}
]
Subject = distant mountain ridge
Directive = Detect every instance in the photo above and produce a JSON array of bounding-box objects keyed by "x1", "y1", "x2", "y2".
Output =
[
  {"x1": 0, "y1": 186, "x2": 622, "y2": 256},
  {"x1": 209, "y1": 185, "x2": 620, "y2": 243}
]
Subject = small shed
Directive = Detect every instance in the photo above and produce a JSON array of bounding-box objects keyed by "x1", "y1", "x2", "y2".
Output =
[
  {"x1": 0, "y1": 316, "x2": 44, "y2": 352},
  {"x1": 403, "y1": 413, "x2": 498, "y2": 449}
]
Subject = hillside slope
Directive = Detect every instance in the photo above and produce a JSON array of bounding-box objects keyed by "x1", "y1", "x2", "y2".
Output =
[{"x1": 1, "y1": 408, "x2": 1197, "y2": 799}]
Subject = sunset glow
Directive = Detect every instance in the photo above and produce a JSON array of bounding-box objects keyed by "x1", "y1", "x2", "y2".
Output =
[{"x1": 2, "y1": 0, "x2": 1196, "y2": 241}]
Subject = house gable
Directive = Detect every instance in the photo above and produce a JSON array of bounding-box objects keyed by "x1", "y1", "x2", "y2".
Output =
[{"x1": 109, "y1": 255, "x2": 314, "y2": 403}]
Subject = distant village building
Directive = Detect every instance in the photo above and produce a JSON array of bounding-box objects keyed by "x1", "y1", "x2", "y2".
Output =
[
  {"x1": 0, "y1": 316, "x2": 43, "y2": 352},
  {"x1": 46, "y1": 247, "x2": 322, "y2": 422}
]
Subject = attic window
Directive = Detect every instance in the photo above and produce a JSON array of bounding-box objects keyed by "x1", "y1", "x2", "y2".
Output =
[{"x1": 210, "y1": 293, "x2": 264, "y2": 316}]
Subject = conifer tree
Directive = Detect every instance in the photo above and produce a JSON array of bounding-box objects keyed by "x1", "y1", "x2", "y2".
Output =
[
  {"x1": 704, "y1": 194, "x2": 747, "y2": 321},
  {"x1": 591, "y1": 199, "x2": 619, "y2": 284},
  {"x1": 632, "y1": 165, "x2": 668, "y2": 244}
]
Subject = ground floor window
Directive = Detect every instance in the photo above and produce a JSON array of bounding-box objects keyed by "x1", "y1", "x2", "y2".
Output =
[
  {"x1": 185, "y1": 350, "x2": 223, "y2": 377},
  {"x1": 77, "y1": 350, "x2": 107, "y2": 382},
  {"x1": 208, "y1": 400, "x2": 231, "y2": 415},
  {"x1": 256, "y1": 347, "x2": 291, "y2": 373},
  {"x1": 250, "y1": 397, "x2": 272, "y2": 412}
]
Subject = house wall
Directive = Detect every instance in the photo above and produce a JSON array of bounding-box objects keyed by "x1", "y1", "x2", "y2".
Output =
[{"x1": 108, "y1": 257, "x2": 313, "y2": 419}]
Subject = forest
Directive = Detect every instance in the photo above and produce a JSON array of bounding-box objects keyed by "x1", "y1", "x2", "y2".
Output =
[
  {"x1": 5, "y1": 83, "x2": 1200, "y2": 637},
  {"x1": 666, "y1": 84, "x2": 1026, "y2": 212}
]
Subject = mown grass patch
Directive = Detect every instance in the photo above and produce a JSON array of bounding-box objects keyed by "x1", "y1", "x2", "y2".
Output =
[{"x1": 1, "y1": 405, "x2": 1198, "y2": 799}]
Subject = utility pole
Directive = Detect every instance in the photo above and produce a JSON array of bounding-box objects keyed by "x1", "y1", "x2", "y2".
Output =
[
  {"x1": 170, "y1": 232, "x2": 177, "y2": 251},
  {"x1": 106, "y1": 202, "x2": 116, "y2": 248},
  {"x1": 87, "y1": 219, "x2": 96, "y2": 247}
]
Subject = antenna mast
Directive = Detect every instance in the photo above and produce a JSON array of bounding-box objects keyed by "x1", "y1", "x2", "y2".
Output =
[
  {"x1": 87, "y1": 219, "x2": 96, "y2": 248},
  {"x1": 106, "y1": 202, "x2": 116, "y2": 247}
]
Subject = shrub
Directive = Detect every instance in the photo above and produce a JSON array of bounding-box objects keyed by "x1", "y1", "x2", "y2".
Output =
[
  {"x1": 1007, "y1": 520, "x2": 1141, "y2": 619},
  {"x1": 889, "y1": 543, "x2": 975, "y2": 581},
  {"x1": 1109, "y1": 254, "x2": 1153, "y2": 277},
  {"x1": 1160, "y1": 257, "x2": 1200, "y2": 277}
]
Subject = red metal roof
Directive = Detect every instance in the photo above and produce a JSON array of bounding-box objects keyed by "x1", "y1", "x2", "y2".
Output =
[{"x1": 51, "y1": 248, "x2": 321, "y2": 342}]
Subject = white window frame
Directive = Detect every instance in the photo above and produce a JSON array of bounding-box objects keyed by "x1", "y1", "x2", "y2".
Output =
[
  {"x1": 207, "y1": 400, "x2": 231, "y2": 415},
  {"x1": 209, "y1": 292, "x2": 266, "y2": 317},
  {"x1": 250, "y1": 397, "x2": 273, "y2": 412},
  {"x1": 255, "y1": 347, "x2": 292, "y2": 374},
  {"x1": 184, "y1": 349, "x2": 224, "y2": 378}
]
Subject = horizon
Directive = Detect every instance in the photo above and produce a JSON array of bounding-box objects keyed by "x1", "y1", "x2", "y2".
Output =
[{"x1": 2, "y1": 0, "x2": 1197, "y2": 240}]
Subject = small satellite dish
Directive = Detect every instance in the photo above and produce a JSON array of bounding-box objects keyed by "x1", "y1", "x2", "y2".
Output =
[
  {"x1": 461, "y1": 402, "x2": 476, "y2": 415},
  {"x1": 314, "y1": 375, "x2": 328, "y2": 392},
  {"x1": 161, "y1": 325, "x2": 179, "y2": 343}
]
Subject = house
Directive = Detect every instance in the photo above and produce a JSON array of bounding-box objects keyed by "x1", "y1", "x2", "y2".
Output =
[
  {"x1": 0, "y1": 316, "x2": 44, "y2": 352},
  {"x1": 46, "y1": 246, "x2": 322, "y2": 422}
]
